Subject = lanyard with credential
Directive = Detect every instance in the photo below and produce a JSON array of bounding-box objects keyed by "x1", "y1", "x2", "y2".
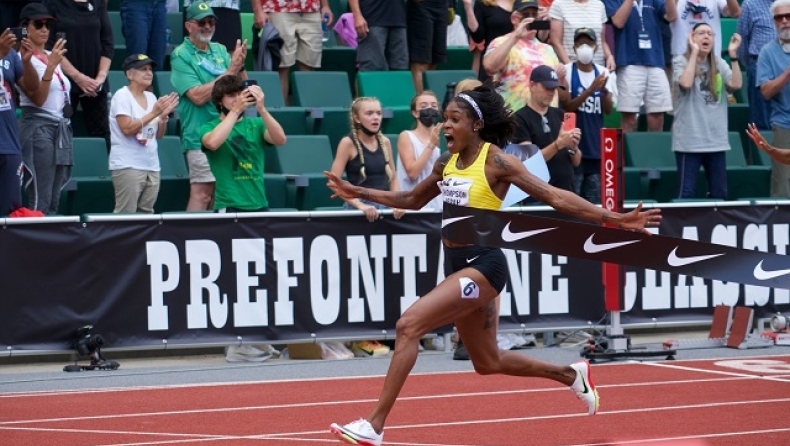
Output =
[
  {"x1": 33, "y1": 51, "x2": 73, "y2": 118},
  {"x1": 634, "y1": 0, "x2": 645, "y2": 32}
]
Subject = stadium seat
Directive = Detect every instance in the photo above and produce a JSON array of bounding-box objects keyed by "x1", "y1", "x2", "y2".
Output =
[
  {"x1": 154, "y1": 136, "x2": 190, "y2": 213},
  {"x1": 422, "y1": 70, "x2": 476, "y2": 94},
  {"x1": 263, "y1": 135, "x2": 336, "y2": 210},
  {"x1": 291, "y1": 71, "x2": 353, "y2": 152},
  {"x1": 63, "y1": 138, "x2": 115, "y2": 215},
  {"x1": 245, "y1": 71, "x2": 309, "y2": 135},
  {"x1": 727, "y1": 103, "x2": 750, "y2": 161},
  {"x1": 725, "y1": 132, "x2": 771, "y2": 199},
  {"x1": 318, "y1": 47, "x2": 357, "y2": 92},
  {"x1": 107, "y1": 70, "x2": 128, "y2": 96},
  {"x1": 438, "y1": 48, "x2": 475, "y2": 71},
  {"x1": 356, "y1": 71, "x2": 415, "y2": 134},
  {"x1": 624, "y1": 131, "x2": 703, "y2": 202},
  {"x1": 752, "y1": 131, "x2": 773, "y2": 166},
  {"x1": 384, "y1": 134, "x2": 399, "y2": 164},
  {"x1": 720, "y1": 18, "x2": 737, "y2": 59},
  {"x1": 108, "y1": 11, "x2": 127, "y2": 70},
  {"x1": 152, "y1": 71, "x2": 180, "y2": 135}
]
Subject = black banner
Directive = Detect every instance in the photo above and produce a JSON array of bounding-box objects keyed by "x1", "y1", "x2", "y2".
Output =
[{"x1": 2, "y1": 204, "x2": 789, "y2": 352}]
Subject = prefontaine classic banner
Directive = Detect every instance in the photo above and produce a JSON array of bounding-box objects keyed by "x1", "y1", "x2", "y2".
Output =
[{"x1": 2, "y1": 204, "x2": 790, "y2": 351}]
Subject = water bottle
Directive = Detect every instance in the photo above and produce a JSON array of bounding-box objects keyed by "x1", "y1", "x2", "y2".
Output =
[
  {"x1": 321, "y1": 13, "x2": 330, "y2": 42},
  {"x1": 165, "y1": 26, "x2": 173, "y2": 55}
]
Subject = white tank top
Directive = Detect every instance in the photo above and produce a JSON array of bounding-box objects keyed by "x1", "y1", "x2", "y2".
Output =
[{"x1": 396, "y1": 131, "x2": 443, "y2": 211}]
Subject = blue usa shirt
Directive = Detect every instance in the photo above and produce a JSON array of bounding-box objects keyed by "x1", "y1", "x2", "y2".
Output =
[{"x1": 0, "y1": 49, "x2": 23, "y2": 155}]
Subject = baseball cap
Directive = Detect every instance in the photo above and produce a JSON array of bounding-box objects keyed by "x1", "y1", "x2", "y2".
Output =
[
  {"x1": 573, "y1": 27, "x2": 597, "y2": 44},
  {"x1": 514, "y1": 0, "x2": 540, "y2": 12},
  {"x1": 530, "y1": 65, "x2": 564, "y2": 90},
  {"x1": 122, "y1": 54, "x2": 156, "y2": 71},
  {"x1": 186, "y1": 2, "x2": 217, "y2": 21},
  {"x1": 19, "y1": 2, "x2": 56, "y2": 23}
]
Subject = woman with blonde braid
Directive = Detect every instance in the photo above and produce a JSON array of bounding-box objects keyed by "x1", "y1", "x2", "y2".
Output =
[{"x1": 330, "y1": 97, "x2": 405, "y2": 222}]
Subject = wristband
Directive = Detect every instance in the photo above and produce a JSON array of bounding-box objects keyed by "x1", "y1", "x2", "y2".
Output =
[{"x1": 730, "y1": 57, "x2": 739, "y2": 63}]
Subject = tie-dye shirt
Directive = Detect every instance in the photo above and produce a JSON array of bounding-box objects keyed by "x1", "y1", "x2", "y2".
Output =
[{"x1": 485, "y1": 36, "x2": 559, "y2": 112}]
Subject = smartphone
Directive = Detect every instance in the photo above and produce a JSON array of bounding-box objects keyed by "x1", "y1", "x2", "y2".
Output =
[
  {"x1": 10, "y1": 27, "x2": 27, "y2": 41},
  {"x1": 243, "y1": 79, "x2": 258, "y2": 88},
  {"x1": 527, "y1": 20, "x2": 551, "y2": 31},
  {"x1": 562, "y1": 112, "x2": 576, "y2": 132},
  {"x1": 56, "y1": 32, "x2": 67, "y2": 41}
]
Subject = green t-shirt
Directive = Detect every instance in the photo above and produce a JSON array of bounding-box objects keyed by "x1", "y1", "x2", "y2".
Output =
[
  {"x1": 200, "y1": 117, "x2": 269, "y2": 211},
  {"x1": 170, "y1": 39, "x2": 231, "y2": 151}
]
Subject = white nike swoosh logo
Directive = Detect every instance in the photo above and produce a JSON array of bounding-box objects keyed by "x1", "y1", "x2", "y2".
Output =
[
  {"x1": 466, "y1": 255, "x2": 480, "y2": 263},
  {"x1": 501, "y1": 221, "x2": 556, "y2": 242},
  {"x1": 583, "y1": 234, "x2": 640, "y2": 253},
  {"x1": 441, "y1": 216, "x2": 473, "y2": 228},
  {"x1": 753, "y1": 260, "x2": 790, "y2": 280},
  {"x1": 667, "y1": 246, "x2": 725, "y2": 267}
]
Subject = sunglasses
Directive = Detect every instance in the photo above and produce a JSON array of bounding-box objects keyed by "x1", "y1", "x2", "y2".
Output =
[
  {"x1": 192, "y1": 18, "x2": 216, "y2": 27},
  {"x1": 32, "y1": 20, "x2": 54, "y2": 30},
  {"x1": 774, "y1": 13, "x2": 790, "y2": 22}
]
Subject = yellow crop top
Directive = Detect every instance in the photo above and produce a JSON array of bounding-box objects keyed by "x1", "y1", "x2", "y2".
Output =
[{"x1": 440, "y1": 142, "x2": 502, "y2": 210}]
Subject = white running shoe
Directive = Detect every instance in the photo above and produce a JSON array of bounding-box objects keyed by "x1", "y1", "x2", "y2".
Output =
[
  {"x1": 225, "y1": 345, "x2": 272, "y2": 363},
  {"x1": 330, "y1": 418, "x2": 383, "y2": 446},
  {"x1": 570, "y1": 360, "x2": 599, "y2": 415}
]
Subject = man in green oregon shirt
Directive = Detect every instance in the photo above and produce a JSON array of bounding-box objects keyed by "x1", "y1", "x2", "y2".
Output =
[
  {"x1": 170, "y1": 2, "x2": 247, "y2": 211},
  {"x1": 200, "y1": 75, "x2": 286, "y2": 211}
]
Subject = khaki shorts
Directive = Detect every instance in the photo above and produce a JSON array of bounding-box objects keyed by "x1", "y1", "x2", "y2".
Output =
[
  {"x1": 615, "y1": 65, "x2": 673, "y2": 114},
  {"x1": 269, "y1": 12, "x2": 322, "y2": 68},
  {"x1": 186, "y1": 149, "x2": 216, "y2": 183}
]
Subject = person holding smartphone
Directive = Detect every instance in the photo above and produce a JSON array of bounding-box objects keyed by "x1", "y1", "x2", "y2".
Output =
[
  {"x1": 0, "y1": 21, "x2": 39, "y2": 217},
  {"x1": 16, "y1": 2, "x2": 72, "y2": 215},
  {"x1": 482, "y1": 0, "x2": 561, "y2": 113},
  {"x1": 396, "y1": 90, "x2": 443, "y2": 211},
  {"x1": 199, "y1": 74, "x2": 286, "y2": 213},
  {"x1": 512, "y1": 65, "x2": 581, "y2": 196}
]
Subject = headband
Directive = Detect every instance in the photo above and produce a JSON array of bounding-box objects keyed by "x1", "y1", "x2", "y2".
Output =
[{"x1": 456, "y1": 93, "x2": 484, "y2": 123}]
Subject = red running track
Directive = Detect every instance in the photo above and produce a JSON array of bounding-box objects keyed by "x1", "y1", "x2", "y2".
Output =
[{"x1": 1, "y1": 355, "x2": 789, "y2": 446}]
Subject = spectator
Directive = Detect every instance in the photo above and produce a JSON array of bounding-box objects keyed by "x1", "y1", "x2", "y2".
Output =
[
  {"x1": 408, "y1": 0, "x2": 449, "y2": 93},
  {"x1": 170, "y1": 2, "x2": 247, "y2": 211},
  {"x1": 737, "y1": 0, "x2": 776, "y2": 133},
  {"x1": 254, "y1": 0, "x2": 333, "y2": 103},
  {"x1": 757, "y1": 0, "x2": 790, "y2": 197},
  {"x1": 603, "y1": 0, "x2": 678, "y2": 133},
  {"x1": 109, "y1": 54, "x2": 178, "y2": 213},
  {"x1": 200, "y1": 74, "x2": 285, "y2": 362},
  {"x1": 463, "y1": 0, "x2": 517, "y2": 81},
  {"x1": 483, "y1": 0, "x2": 560, "y2": 113},
  {"x1": 513, "y1": 65, "x2": 581, "y2": 194},
  {"x1": 549, "y1": 0, "x2": 615, "y2": 70},
  {"x1": 349, "y1": 0, "x2": 408, "y2": 72},
  {"x1": 184, "y1": 0, "x2": 241, "y2": 52},
  {"x1": 397, "y1": 91, "x2": 443, "y2": 211},
  {"x1": 200, "y1": 74, "x2": 286, "y2": 210},
  {"x1": 120, "y1": 0, "x2": 167, "y2": 70},
  {"x1": 44, "y1": 0, "x2": 113, "y2": 149},
  {"x1": 17, "y1": 3, "x2": 71, "y2": 215},
  {"x1": 329, "y1": 96, "x2": 402, "y2": 358},
  {"x1": 672, "y1": 23, "x2": 741, "y2": 199},
  {"x1": 669, "y1": 0, "x2": 740, "y2": 61},
  {"x1": 0, "y1": 25, "x2": 39, "y2": 216},
  {"x1": 330, "y1": 97, "x2": 405, "y2": 221},
  {"x1": 558, "y1": 27, "x2": 614, "y2": 204}
]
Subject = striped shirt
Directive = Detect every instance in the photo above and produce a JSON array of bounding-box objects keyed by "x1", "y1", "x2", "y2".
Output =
[
  {"x1": 548, "y1": 0, "x2": 608, "y2": 65},
  {"x1": 737, "y1": 0, "x2": 777, "y2": 60}
]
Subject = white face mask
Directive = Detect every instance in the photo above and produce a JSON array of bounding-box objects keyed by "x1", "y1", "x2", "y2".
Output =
[{"x1": 575, "y1": 44, "x2": 595, "y2": 64}]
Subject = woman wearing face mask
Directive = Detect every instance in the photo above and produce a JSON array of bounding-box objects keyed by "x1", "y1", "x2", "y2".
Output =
[
  {"x1": 558, "y1": 27, "x2": 614, "y2": 204},
  {"x1": 330, "y1": 97, "x2": 406, "y2": 222},
  {"x1": 672, "y1": 23, "x2": 741, "y2": 199},
  {"x1": 397, "y1": 91, "x2": 443, "y2": 211}
]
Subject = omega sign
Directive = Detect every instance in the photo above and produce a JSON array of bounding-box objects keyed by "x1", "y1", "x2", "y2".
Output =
[{"x1": 601, "y1": 130, "x2": 619, "y2": 212}]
